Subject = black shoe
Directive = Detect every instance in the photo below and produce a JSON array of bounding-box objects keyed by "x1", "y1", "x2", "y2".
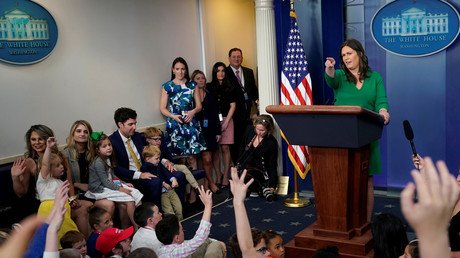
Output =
[{"x1": 211, "y1": 187, "x2": 221, "y2": 195}]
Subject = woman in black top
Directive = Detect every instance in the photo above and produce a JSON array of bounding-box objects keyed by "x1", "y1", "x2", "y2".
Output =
[
  {"x1": 237, "y1": 114, "x2": 278, "y2": 201},
  {"x1": 210, "y1": 62, "x2": 236, "y2": 188},
  {"x1": 192, "y1": 69, "x2": 221, "y2": 193}
]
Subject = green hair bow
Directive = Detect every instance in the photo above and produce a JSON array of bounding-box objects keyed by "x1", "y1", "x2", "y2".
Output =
[{"x1": 90, "y1": 131, "x2": 104, "y2": 141}]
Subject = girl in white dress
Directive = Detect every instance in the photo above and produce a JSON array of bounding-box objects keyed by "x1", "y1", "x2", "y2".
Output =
[
  {"x1": 85, "y1": 132, "x2": 143, "y2": 228},
  {"x1": 36, "y1": 137, "x2": 79, "y2": 241}
]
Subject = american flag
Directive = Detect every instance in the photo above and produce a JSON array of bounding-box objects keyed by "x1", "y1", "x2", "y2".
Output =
[{"x1": 280, "y1": 10, "x2": 312, "y2": 180}]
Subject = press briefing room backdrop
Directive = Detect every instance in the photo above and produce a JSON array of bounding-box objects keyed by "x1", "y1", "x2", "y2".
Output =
[
  {"x1": 275, "y1": 0, "x2": 460, "y2": 191},
  {"x1": 0, "y1": 0, "x2": 459, "y2": 193}
]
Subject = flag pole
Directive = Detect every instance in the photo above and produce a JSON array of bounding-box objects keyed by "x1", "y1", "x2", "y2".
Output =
[
  {"x1": 282, "y1": 0, "x2": 310, "y2": 208},
  {"x1": 284, "y1": 156, "x2": 309, "y2": 208}
]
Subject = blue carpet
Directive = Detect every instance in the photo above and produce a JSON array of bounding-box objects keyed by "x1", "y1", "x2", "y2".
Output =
[{"x1": 181, "y1": 194, "x2": 410, "y2": 257}]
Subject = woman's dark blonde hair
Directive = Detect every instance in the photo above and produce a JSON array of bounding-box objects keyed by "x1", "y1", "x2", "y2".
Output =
[
  {"x1": 253, "y1": 114, "x2": 275, "y2": 135},
  {"x1": 66, "y1": 120, "x2": 93, "y2": 161},
  {"x1": 191, "y1": 69, "x2": 206, "y2": 83}
]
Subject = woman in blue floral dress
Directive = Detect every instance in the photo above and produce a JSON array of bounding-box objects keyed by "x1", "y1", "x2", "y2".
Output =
[{"x1": 160, "y1": 57, "x2": 205, "y2": 170}]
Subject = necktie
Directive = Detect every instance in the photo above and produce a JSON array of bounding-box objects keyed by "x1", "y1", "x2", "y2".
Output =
[
  {"x1": 236, "y1": 70, "x2": 248, "y2": 110},
  {"x1": 235, "y1": 70, "x2": 242, "y2": 86},
  {"x1": 126, "y1": 138, "x2": 141, "y2": 170}
]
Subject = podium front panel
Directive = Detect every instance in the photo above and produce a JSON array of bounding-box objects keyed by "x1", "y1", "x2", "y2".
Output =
[{"x1": 273, "y1": 113, "x2": 382, "y2": 148}]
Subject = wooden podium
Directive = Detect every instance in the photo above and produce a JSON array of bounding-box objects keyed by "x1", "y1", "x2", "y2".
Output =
[{"x1": 266, "y1": 105, "x2": 384, "y2": 258}]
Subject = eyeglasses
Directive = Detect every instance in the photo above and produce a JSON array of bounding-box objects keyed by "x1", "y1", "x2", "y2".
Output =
[
  {"x1": 149, "y1": 137, "x2": 161, "y2": 141},
  {"x1": 255, "y1": 246, "x2": 268, "y2": 254}
]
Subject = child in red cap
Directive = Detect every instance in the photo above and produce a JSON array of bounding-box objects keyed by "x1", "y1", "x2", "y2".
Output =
[{"x1": 96, "y1": 226, "x2": 134, "y2": 258}]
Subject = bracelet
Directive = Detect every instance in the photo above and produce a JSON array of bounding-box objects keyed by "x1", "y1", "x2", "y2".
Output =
[{"x1": 68, "y1": 195, "x2": 77, "y2": 203}]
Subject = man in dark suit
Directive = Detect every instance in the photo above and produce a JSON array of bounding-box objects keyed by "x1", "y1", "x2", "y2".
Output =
[
  {"x1": 109, "y1": 107, "x2": 184, "y2": 208},
  {"x1": 225, "y1": 48, "x2": 259, "y2": 163}
]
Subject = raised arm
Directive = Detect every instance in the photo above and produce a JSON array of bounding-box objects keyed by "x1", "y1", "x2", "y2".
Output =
[
  {"x1": 230, "y1": 167, "x2": 258, "y2": 257},
  {"x1": 44, "y1": 181, "x2": 69, "y2": 256},
  {"x1": 11, "y1": 157, "x2": 30, "y2": 197},
  {"x1": 324, "y1": 57, "x2": 336, "y2": 78},
  {"x1": 401, "y1": 157, "x2": 459, "y2": 258},
  {"x1": 197, "y1": 185, "x2": 213, "y2": 222},
  {"x1": 39, "y1": 137, "x2": 57, "y2": 180},
  {"x1": 0, "y1": 215, "x2": 44, "y2": 258}
]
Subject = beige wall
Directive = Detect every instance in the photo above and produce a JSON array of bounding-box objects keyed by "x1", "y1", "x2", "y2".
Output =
[
  {"x1": 0, "y1": 0, "x2": 202, "y2": 162},
  {"x1": 0, "y1": 0, "x2": 259, "y2": 163},
  {"x1": 201, "y1": 0, "x2": 257, "y2": 77}
]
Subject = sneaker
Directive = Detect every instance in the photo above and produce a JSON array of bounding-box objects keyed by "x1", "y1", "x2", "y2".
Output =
[{"x1": 250, "y1": 192, "x2": 259, "y2": 197}]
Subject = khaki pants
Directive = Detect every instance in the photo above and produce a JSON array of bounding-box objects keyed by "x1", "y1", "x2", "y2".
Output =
[
  {"x1": 161, "y1": 190, "x2": 183, "y2": 221},
  {"x1": 191, "y1": 238, "x2": 226, "y2": 258},
  {"x1": 174, "y1": 164, "x2": 199, "y2": 189}
]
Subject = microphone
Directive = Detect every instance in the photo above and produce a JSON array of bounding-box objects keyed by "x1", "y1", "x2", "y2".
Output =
[{"x1": 403, "y1": 120, "x2": 417, "y2": 156}]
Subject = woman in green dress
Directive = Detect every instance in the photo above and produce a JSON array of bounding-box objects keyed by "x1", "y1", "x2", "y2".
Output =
[{"x1": 324, "y1": 38, "x2": 390, "y2": 221}]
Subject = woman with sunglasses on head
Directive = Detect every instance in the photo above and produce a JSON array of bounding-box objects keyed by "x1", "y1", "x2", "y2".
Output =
[
  {"x1": 192, "y1": 69, "x2": 221, "y2": 193},
  {"x1": 237, "y1": 114, "x2": 278, "y2": 201},
  {"x1": 11, "y1": 125, "x2": 74, "y2": 223}
]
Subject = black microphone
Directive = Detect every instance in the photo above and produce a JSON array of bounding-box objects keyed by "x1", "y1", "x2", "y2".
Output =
[{"x1": 403, "y1": 120, "x2": 417, "y2": 156}]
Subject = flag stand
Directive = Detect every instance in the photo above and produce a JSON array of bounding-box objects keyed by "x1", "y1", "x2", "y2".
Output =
[
  {"x1": 280, "y1": 0, "x2": 310, "y2": 208},
  {"x1": 284, "y1": 168, "x2": 309, "y2": 207}
]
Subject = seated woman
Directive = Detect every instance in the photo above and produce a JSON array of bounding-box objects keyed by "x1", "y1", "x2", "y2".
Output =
[
  {"x1": 10, "y1": 126, "x2": 51, "y2": 222},
  {"x1": 63, "y1": 120, "x2": 115, "y2": 236},
  {"x1": 237, "y1": 114, "x2": 278, "y2": 201},
  {"x1": 11, "y1": 125, "x2": 70, "y2": 222}
]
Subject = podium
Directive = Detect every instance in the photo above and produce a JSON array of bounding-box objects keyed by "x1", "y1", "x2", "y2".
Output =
[{"x1": 266, "y1": 105, "x2": 384, "y2": 258}]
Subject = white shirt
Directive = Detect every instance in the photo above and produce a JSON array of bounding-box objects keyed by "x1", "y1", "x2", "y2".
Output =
[
  {"x1": 230, "y1": 66, "x2": 245, "y2": 87},
  {"x1": 131, "y1": 226, "x2": 163, "y2": 253},
  {"x1": 36, "y1": 173, "x2": 63, "y2": 201},
  {"x1": 118, "y1": 130, "x2": 142, "y2": 179}
]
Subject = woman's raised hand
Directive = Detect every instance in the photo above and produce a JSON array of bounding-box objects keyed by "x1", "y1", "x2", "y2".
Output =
[{"x1": 325, "y1": 57, "x2": 336, "y2": 68}]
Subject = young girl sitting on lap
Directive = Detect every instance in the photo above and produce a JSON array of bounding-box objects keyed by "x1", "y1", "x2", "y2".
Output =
[{"x1": 85, "y1": 132, "x2": 143, "y2": 229}]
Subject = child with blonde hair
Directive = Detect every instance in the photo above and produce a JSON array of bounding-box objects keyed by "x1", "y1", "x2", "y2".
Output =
[
  {"x1": 36, "y1": 137, "x2": 79, "y2": 241},
  {"x1": 141, "y1": 145, "x2": 183, "y2": 220},
  {"x1": 144, "y1": 127, "x2": 201, "y2": 203}
]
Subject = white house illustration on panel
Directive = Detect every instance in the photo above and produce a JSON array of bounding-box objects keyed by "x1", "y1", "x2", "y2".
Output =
[
  {"x1": 0, "y1": 9, "x2": 49, "y2": 41},
  {"x1": 382, "y1": 7, "x2": 449, "y2": 36}
]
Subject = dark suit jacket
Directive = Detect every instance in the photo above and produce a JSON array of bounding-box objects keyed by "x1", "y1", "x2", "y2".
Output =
[
  {"x1": 225, "y1": 65, "x2": 258, "y2": 122},
  {"x1": 140, "y1": 162, "x2": 174, "y2": 185},
  {"x1": 109, "y1": 131, "x2": 146, "y2": 181}
]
